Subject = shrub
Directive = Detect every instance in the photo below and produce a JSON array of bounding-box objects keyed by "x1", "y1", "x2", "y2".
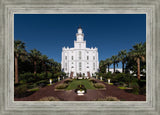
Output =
[
  {"x1": 139, "y1": 86, "x2": 146, "y2": 95},
  {"x1": 47, "y1": 72, "x2": 52, "y2": 78},
  {"x1": 96, "y1": 96, "x2": 120, "y2": 101},
  {"x1": 89, "y1": 79, "x2": 97, "y2": 83},
  {"x1": 19, "y1": 72, "x2": 35, "y2": 83},
  {"x1": 36, "y1": 80, "x2": 48, "y2": 88},
  {"x1": 36, "y1": 72, "x2": 46, "y2": 80},
  {"x1": 27, "y1": 83, "x2": 37, "y2": 89},
  {"x1": 28, "y1": 88, "x2": 39, "y2": 92},
  {"x1": 130, "y1": 82, "x2": 140, "y2": 95},
  {"x1": 55, "y1": 83, "x2": 68, "y2": 89},
  {"x1": 39, "y1": 97, "x2": 60, "y2": 101},
  {"x1": 104, "y1": 72, "x2": 112, "y2": 79},
  {"x1": 14, "y1": 84, "x2": 28, "y2": 98},
  {"x1": 94, "y1": 83, "x2": 105, "y2": 89},
  {"x1": 64, "y1": 79, "x2": 73, "y2": 84}
]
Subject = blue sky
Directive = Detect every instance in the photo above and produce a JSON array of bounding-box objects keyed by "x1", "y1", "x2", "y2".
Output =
[{"x1": 14, "y1": 14, "x2": 146, "y2": 68}]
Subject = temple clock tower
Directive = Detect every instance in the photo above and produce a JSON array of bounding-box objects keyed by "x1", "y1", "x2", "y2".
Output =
[
  {"x1": 61, "y1": 27, "x2": 99, "y2": 78},
  {"x1": 74, "y1": 27, "x2": 86, "y2": 49}
]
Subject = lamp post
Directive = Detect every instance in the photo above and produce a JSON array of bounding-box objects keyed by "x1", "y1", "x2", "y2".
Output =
[
  {"x1": 49, "y1": 79, "x2": 52, "y2": 85},
  {"x1": 108, "y1": 78, "x2": 111, "y2": 84},
  {"x1": 100, "y1": 76, "x2": 102, "y2": 81}
]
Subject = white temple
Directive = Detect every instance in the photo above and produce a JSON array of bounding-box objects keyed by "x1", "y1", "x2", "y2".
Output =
[{"x1": 61, "y1": 27, "x2": 99, "y2": 78}]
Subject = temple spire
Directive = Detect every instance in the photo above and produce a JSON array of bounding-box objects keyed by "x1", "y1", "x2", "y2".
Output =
[{"x1": 76, "y1": 26, "x2": 84, "y2": 41}]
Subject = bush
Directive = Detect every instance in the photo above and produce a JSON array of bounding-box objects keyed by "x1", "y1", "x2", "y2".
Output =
[
  {"x1": 96, "y1": 96, "x2": 120, "y2": 101},
  {"x1": 139, "y1": 86, "x2": 146, "y2": 95},
  {"x1": 19, "y1": 72, "x2": 35, "y2": 83},
  {"x1": 64, "y1": 79, "x2": 73, "y2": 84},
  {"x1": 39, "y1": 97, "x2": 60, "y2": 101},
  {"x1": 14, "y1": 84, "x2": 28, "y2": 98},
  {"x1": 55, "y1": 83, "x2": 68, "y2": 89},
  {"x1": 27, "y1": 83, "x2": 37, "y2": 89},
  {"x1": 47, "y1": 72, "x2": 52, "y2": 78},
  {"x1": 130, "y1": 82, "x2": 140, "y2": 95},
  {"x1": 36, "y1": 72, "x2": 46, "y2": 80},
  {"x1": 104, "y1": 72, "x2": 112, "y2": 79},
  {"x1": 89, "y1": 79, "x2": 97, "y2": 83},
  {"x1": 94, "y1": 83, "x2": 105, "y2": 89},
  {"x1": 36, "y1": 80, "x2": 48, "y2": 88},
  {"x1": 28, "y1": 88, "x2": 39, "y2": 92}
]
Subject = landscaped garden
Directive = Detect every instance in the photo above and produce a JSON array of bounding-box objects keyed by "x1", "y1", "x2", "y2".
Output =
[
  {"x1": 66, "y1": 79, "x2": 96, "y2": 90},
  {"x1": 14, "y1": 40, "x2": 146, "y2": 101}
]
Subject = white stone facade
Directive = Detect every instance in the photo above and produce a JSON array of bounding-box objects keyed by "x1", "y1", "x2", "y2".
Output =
[{"x1": 61, "y1": 27, "x2": 99, "y2": 77}]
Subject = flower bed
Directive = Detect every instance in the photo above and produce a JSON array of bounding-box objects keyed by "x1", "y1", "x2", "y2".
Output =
[
  {"x1": 94, "y1": 83, "x2": 105, "y2": 89},
  {"x1": 55, "y1": 83, "x2": 68, "y2": 89},
  {"x1": 95, "y1": 96, "x2": 120, "y2": 101},
  {"x1": 39, "y1": 96, "x2": 60, "y2": 101},
  {"x1": 75, "y1": 85, "x2": 87, "y2": 95}
]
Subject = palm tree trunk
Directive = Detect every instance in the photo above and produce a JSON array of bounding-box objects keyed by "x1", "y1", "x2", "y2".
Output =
[
  {"x1": 34, "y1": 61, "x2": 37, "y2": 74},
  {"x1": 137, "y1": 58, "x2": 140, "y2": 80},
  {"x1": 113, "y1": 63, "x2": 115, "y2": 73},
  {"x1": 15, "y1": 56, "x2": 18, "y2": 83},
  {"x1": 122, "y1": 62, "x2": 124, "y2": 73}
]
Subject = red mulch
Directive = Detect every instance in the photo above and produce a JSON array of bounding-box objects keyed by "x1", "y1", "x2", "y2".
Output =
[{"x1": 14, "y1": 78, "x2": 146, "y2": 101}]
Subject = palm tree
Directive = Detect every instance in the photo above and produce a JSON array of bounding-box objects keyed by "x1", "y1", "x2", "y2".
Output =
[
  {"x1": 40, "y1": 55, "x2": 48, "y2": 73},
  {"x1": 14, "y1": 40, "x2": 26, "y2": 83},
  {"x1": 48, "y1": 59, "x2": 55, "y2": 67},
  {"x1": 56, "y1": 63, "x2": 61, "y2": 72},
  {"x1": 29, "y1": 49, "x2": 41, "y2": 74},
  {"x1": 118, "y1": 50, "x2": 127, "y2": 73},
  {"x1": 129, "y1": 42, "x2": 146, "y2": 80},
  {"x1": 111, "y1": 55, "x2": 119, "y2": 73},
  {"x1": 99, "y1": 60, "x2": 107, "y2": 73},
  {"x1": 105, "y1": 58, "x2": 112, "y2": 72}
]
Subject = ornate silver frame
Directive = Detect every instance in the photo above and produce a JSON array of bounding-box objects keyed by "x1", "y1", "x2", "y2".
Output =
[{"x1": 0, "y1": 0, "x2": 160, "y2": 115}]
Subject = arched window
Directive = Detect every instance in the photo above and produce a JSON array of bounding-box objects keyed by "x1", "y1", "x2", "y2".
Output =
[
  {"x1": 65, "y1": 63, "x2": 67, "y2": 71},
  {"x1": 87, "y1": 56, "x2": 89, "y2": 60},
  {"x1": 93, "y1": 56, "x2": 95, "y2": 60},
  {"x1": 79, "y1": 51, "x2": 81, "y2": 60},
  {"x1": 79, "y1": 62, "x2": 82, "y2": 71},
  {"x1": 93, "y1": 63, "x2": 95, "y2": 70}
]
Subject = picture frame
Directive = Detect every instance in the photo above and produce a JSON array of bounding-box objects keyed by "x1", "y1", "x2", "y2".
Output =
[{"x1": 0, "y1": 0, "x2": 160, "y2": 115}]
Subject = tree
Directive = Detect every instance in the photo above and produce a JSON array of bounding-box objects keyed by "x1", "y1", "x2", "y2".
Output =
[
  {"x1": 99, "y1": 60, "x2": 107, "y2": 73},
  {"x1": 118, "y1": 50, "x2": 127, "y2": 73},
  {"x1": 40, "y1": 55, "x2": 48, "y2": 73},
  {"x1": 129, "y1": 42, "x2": 146, "y2": 80},
  {"x1": 29, "y1": 49, "x2": 41, "y2": 74},
  {"x1": 48, "y1": 59, "x2": 55, "y2": 67},
  {"x1": 14, "y1": 40, "x2": 26, "y2": 83},
  {"x1": 105, "y1": 58, "x2": 112, "y2": 72},
  {"x1": 111, "y1": 55, "x2": 119, "y2": 73}
]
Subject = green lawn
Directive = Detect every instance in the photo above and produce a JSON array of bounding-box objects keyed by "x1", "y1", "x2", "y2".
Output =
[
  {"x1": 66, "y1": 79, "x2": 96, "y2": 90},
  {"x1": 118, "y1": 86, "x2": 127, "y2": 89}
]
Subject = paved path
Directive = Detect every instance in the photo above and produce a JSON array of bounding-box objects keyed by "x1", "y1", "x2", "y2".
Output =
[{"x1": 15, "y1": 78, "x2": 146, "y2": 101}]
